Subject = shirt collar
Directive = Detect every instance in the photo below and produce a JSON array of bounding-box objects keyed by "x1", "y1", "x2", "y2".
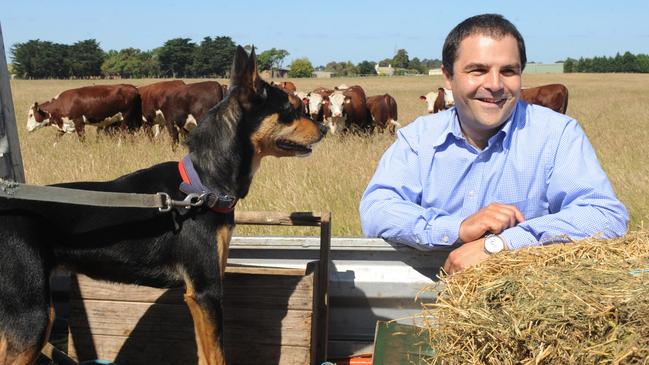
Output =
[
  {"x1": 432, "y1": 101, "x2": 523, "y2": 149},
  {"x1": 432, "y1": 108, "x2": 462, "y2": 148}
]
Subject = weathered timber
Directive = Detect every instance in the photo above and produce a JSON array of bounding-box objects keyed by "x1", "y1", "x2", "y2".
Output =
[
  {"x1": 0, "y1": 22, "x2": 25, "y2": 182},
  {"x1": 68, "y1": 262, "x2": 324, "y2": 365}
]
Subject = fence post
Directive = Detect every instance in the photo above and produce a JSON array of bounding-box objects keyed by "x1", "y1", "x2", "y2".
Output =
[{"x1": 0, "y1": 21, "x2": 25, "y2": 183}]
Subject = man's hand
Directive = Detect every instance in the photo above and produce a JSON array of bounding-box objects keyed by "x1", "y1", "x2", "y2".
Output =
[
  {"x1": 458, "y1": 203, "x2": 525, "y2": 243},
  {"x1": 443, "y1": 238, "x2": 491, "y2": 275}
]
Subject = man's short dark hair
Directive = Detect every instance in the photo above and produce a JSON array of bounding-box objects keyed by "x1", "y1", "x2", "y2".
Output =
[{"x1": 442, "y1": 14, "x2": 526, "y2": 77}]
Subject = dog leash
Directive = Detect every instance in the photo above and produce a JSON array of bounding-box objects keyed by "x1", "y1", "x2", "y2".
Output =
[{"x1": 0, "y1": 178, "x2": 205, "y2": 212}]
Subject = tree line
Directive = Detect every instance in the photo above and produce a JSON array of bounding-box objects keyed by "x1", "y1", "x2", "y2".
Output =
[
  {"x1": 563, "y1": 52, "x2": 649, "y2": 73},
  {"x1": 10, "y1": 37, "x2": 444, "y2": 79}
]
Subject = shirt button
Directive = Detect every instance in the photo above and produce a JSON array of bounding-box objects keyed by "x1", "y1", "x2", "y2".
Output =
[
  {"x1": 415, "y1": 238, "x2": 421, "y2": 244},
  {"x1": 468, "y1": 190, "x2": 475, "y2": 198},
  {"x1": 443, "y1": 235, "x2": 449, "y2": 242}
]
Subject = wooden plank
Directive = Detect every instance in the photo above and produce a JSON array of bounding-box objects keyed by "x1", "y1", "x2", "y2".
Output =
[
  {"x1": 72, "y1": 270, "x2": 315, "y2": 309},
  {"x1": 69, "y1": 300, "x2": 313, "y2": 346},
  {"x1": 314, "y1": 211, "x2": 331, "y2": 363},
  {"x1": 68, "y1": 262, "x2": 323, "y2": 364},
  {"x1": 0, "y1": 22, "x2": 25, "y2": 182},
  {"x1": 69, "y1": 334, "x2": 311, "y2": 365}
]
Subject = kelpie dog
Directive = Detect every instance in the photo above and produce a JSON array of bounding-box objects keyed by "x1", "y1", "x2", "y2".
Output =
[{"x1": 0, "y1": 46, "x2": 326, "y2": 365}]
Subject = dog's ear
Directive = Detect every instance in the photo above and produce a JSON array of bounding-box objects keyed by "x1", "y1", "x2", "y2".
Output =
[
  {"x1": 247, "y1": 47, "x2": 264, "y2": 95},
  {"x1": 230, "y1": 46, "x2": 265, "y2": 96}
]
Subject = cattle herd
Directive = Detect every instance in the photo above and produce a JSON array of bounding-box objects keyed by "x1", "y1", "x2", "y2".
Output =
[{"x1": 26, "y1": 80, "x2": 569, "y2": 148}]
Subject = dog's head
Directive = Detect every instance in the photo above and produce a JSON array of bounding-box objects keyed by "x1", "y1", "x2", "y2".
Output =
[{"x1": 228, "y1": 46, "x2": 326, "y2": 158}]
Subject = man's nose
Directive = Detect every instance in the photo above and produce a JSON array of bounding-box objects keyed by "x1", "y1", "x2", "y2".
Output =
[{"x1": 484, "y1": 70, "x2": 504, "y2": 91}]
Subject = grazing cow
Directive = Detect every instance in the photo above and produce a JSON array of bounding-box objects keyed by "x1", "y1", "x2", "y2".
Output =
[
  {"x1": 306, "y1": 87, "x2": 334, "y2": 123},
  {"x1": 420, "y1": 87, "x2": 454, "y2": 113},
  {"x1": 27, "y1": 84, "x2": 142, "y2": 139},
  {"x1": 327, "y1": 85, "x2": 371, "y2": 134},
  {"x1": 520, "y1": 83, "x2": 569, "y2": 114},
  {"x1": 366, "y1": 94, "x2": 400, "y2": 134},
  {"x1": 139, "y1": 80, "x2": 186, "y2": 136},
  {"x1": 158, "y1": 81, "x2": 225, "y2": 147}
]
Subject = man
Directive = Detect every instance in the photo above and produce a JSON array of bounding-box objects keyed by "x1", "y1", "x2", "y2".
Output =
[{"x1": 359, "y1": 14, "x2": 628, "y2": 274}]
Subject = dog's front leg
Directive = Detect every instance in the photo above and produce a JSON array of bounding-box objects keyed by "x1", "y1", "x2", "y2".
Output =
[{"x1": 184, "y1": 285, "x2": 227, "y2": 365}]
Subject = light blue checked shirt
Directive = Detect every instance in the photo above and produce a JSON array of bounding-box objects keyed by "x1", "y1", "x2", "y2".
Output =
[{"x1": 359, "y1": 101, "x2": 628, "y2": 250}]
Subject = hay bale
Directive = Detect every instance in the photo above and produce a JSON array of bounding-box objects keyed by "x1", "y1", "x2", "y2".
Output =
[{"x1": 420, "y1": 231, "x2": 649, "y2": 364}]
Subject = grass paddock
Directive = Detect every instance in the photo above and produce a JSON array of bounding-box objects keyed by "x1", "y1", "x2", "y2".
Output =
[{"x1": 9, "y1": 73, "x2": 649, "y2": 236}]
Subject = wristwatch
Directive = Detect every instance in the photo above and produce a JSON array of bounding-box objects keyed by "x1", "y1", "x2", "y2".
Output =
[{"x1": 484, "y1": 234, "x2": 506, "y2": 254}]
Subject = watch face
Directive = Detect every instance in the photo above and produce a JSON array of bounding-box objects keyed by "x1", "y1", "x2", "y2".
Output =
[{"x1": 485, "y1": 235, "x2": 504, "y2": 254}]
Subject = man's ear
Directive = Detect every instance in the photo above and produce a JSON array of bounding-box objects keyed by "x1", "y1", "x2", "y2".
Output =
[{"x1": 441, "y1": 64, "x2": 453, "y2": 90}]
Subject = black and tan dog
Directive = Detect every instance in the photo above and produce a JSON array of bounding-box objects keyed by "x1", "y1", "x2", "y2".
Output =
[{"x1": 0, "y1": 46, "x2": 326, "y2": 365}]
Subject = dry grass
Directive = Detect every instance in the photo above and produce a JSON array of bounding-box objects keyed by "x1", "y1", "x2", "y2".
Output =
[
  {"x1": 9, "y1": 73, "x2": 649, "y2": 236},
  {"x1": 420, "y1": 231, "x2": 649, "y2": 364}
]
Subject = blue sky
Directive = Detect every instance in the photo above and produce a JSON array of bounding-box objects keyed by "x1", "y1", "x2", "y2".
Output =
[{"x1": 2, "y1": 0, "x2": 648, "y2": 67}]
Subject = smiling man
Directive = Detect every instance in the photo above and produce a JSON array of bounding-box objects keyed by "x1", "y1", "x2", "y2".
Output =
[{"x1": 359, "y1": 14, "x2": 628, "y2": 274}]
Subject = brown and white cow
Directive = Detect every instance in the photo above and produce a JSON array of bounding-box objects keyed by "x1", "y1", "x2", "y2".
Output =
[
  {"x1": 327, "y1": 85, "x2": 371, "y2": 134},
  {"x1": 420, "y1": 87, "x2": 454, "y2": 114},
  {"x1": 156, "y1": 81, "x2": 225, "y2": 147},
  {"x1": 366, "y1": 94, "x2": 400, "y2": 134},
  {"x1": 520, "y1": 83, "x2": 569, "y2": 114},
  {"x1": 138, "y1": 80, "x2": 186, "y2": 136},
  {"x1": 27, "y1": 84, "x2": 142, "y2": 139},
  {"x1": 306, "y1": 87, "x2": 334, "y2": 123}
]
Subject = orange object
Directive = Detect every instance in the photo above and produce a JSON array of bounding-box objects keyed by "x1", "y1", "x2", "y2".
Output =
[{"x1": 328, "y1": 354, "x2": 373, "y2": 365}]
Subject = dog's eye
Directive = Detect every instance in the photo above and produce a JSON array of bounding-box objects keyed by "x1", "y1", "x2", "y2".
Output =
[{"x1": 283, "y1": 103, "x2": 292, "y2": 112}]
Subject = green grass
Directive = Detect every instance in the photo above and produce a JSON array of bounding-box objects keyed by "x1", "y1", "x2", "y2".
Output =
[{"x1": 9, "y1": 73, "x2": 649, "y2": 236}]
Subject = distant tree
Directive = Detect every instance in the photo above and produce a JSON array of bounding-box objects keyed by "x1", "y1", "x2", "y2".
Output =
[
  {"x1": 421, "y1": 58, "x2": 442, "y2": 70},
  {"x1": 392, "y1": 49, "x2": 410, "y2": 69},
  {"x1": 11, "y1": 40, "x2": 69, "y2": 78},
  {"x1": 620, "y1": 51, "x2": 639, "y2": 72},
  {"x1": 563, "y1": 58, "x2": 576, "y2": 73},
  {"x1": 102, "y1": 48, "x2": 160, "y2": 78},
  {"x1": 409, "y1": 57, "x2": 424, "y2": 74},
  {"x1": 257, "y1": 48, "x2": 290, "y2": 71},
  {"x1": 288, "y1": 58, "x2": 314, "y2": 78},
  {"x1": 324, "y1": 61, "x2": 358, "y2": 76},
  {"x1": 68, "y1": 39, "x2": 104, "y2": 78},
  {"x1": 378, "y1": 58, "x2": 392, "y2": 67},
  {"x1": 158, "y1": 38, "x2": 196, "y2": 77},
  {"x1": 192, "y1": 36, "x2": 237, "y2": 77},
  {"x1": 357, "y1": 60, "x2": 377, "y2": 75}
]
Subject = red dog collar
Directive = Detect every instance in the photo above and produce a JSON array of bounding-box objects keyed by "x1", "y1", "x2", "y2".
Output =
[{"x1": 178, "y1": 156, "x2": 238, "y2": 213}]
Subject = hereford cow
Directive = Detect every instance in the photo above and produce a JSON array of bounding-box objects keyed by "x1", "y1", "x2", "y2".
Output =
[
  {"x1": 306, "y1": 87, "x2": 334, "y2": 123},
  {"x1": 420, "y1": 87, "x2": 454, "y2": 113},
  {"x1": 328, "y1": 85, "x2": 371, "y2": 134},
  {"x1": 138, "y1": 80, "x2": 186, "y2": 137},
  {"x1": 366, "y1": 94, "x2": 400, "y2": 134},
  {"x1": 520, "y1": 83, "x2": 569, "y2": 114},
  {"x1": 27, "y1": 84, "x2": 142, "y2": 139},
  {"x1": 156, "y1": 81, "x2": 225, "y2": 147}
]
